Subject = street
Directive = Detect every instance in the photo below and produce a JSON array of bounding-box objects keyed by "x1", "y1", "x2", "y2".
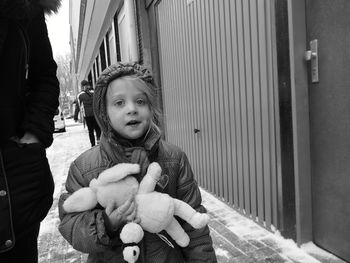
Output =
[{"x1": 37, "y1": 119, "x2": 344, "y2": 263}]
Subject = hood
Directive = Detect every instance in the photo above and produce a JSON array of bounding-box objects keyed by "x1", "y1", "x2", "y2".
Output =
[
  {"x1": 0, "y1": 0, "x2": 61, "y2": 18},
  {"x1": 93, "y1": 62, "x2": 155, "y2": 138},
  {"x1": 95, "y1": 62, "x2": 162, "y2": 177}
]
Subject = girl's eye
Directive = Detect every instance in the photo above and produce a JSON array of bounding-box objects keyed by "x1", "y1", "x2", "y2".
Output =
[
  {"x1": 136, "y1": 99, "x2": 147, "y2": 105},
  {"x1": 115, "y1": 100, "x2": 124, "y2": 106}
]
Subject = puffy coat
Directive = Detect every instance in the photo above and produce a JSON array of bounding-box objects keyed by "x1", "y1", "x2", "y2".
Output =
[
  {"x1": 0, "y1": 0, "x2": 60, "y2": 147},
  {"x1": 0, "y1": 0, "x2": 60, "y2": 253},
  {"x1": 58, "y1": 134, "x2": 217, "y2": 263}
]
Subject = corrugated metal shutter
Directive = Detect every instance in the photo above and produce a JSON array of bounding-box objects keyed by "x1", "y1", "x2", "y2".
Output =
[{"x1": 157, "y1": 0, "x2": 280, "y2": 229}]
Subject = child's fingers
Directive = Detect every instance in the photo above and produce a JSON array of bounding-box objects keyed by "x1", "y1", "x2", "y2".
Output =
[
  {"x1": 105, "y1": 200, "x2": 117, "y2": 215},
  {"x1": 117, "y1": 197, "x2": 133, "y2": 214},
  {"x1": 119, "y1": 200, "x2": 135, "y2": 217},
  {"x1": 126, "y1": 208, "x2": 137, "y2": 221}
]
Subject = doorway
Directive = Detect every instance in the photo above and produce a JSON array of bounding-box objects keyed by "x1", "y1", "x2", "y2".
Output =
[{"x1": 306, "y1": 0, "x2": 350, "y2": 261}]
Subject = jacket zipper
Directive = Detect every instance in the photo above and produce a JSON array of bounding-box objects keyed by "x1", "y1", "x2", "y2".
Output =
[{"x1": 17, "y1": 22, "x2": 30, "y2": 80}]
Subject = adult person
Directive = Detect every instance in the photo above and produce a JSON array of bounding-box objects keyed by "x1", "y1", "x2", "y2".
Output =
[
  {"x1": 77, "y1": 80, "x2": 101, "y2": 147},
  {"x1": 0, "y1": 0, "x2": 61, "y2": 262}
]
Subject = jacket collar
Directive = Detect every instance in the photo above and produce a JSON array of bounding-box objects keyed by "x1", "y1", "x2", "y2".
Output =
[
  {"x1": 100, "y1": 127, "x2": 161, "y2": 162},
  {"x1": 99, "y1": 129, "x2": 161, "y2": 181}
]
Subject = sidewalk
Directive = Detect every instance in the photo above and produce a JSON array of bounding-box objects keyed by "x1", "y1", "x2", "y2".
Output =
[
  {"x1": 201, "y1": 189, "x2": 345, "y2": 263},
  {"x1": 38, "y1": 120, "x2": 346, "y2": 263}
]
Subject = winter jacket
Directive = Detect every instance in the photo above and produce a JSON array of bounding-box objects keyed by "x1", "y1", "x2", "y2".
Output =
[
  {"x1": 0, "y1": 0, "x2": 60, "y2": 147},
  {"x1": 58, "y1": 134, "x2": 217, "y2": 262},
  {"x1": 0, "y1": 0, "x2": 60, "y2": 253},
  {"x1": 77, "y1": 89, "x2": 95, "y2": 117}
]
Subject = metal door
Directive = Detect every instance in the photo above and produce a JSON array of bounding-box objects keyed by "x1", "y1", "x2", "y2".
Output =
[
  {"x1": 306, "y1": 0, "x2": 350, "y2": 260},
  {"x1": 155, "y1": 0, "x2": 280, "y2": 228}
]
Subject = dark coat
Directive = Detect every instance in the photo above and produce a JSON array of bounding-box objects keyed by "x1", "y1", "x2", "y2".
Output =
[
  {"x1": 0, "y1": 0, "x2": 60, "y2": 147},
  {"x1": 77, "y1": 90, "x2": 95, "y2": 118},
  {"x1": 58, "y1": 135, "x2": 217, "y2": 263},
  {"x1": 0, "y1": 0, "x2": 60, "y2": 253}
]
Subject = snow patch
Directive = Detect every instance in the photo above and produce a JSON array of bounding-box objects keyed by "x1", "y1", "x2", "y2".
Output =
[
  {"x1": 214, "y1": 247, "x2": 230, "y2": 258},
  {"x1": 301, "y1": 242, "x2": 346, "y2": 262},
  {"x1": 200, "y1": 188, "x2": 323, "y2": 263},
  {"x1": 264, "y1": 232, "x2": 321, "y2": 263}
]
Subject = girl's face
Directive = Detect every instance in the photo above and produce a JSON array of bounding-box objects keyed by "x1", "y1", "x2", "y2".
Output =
[{"x1": 106, "y1": 77, "x2": 152, "y2": 140}]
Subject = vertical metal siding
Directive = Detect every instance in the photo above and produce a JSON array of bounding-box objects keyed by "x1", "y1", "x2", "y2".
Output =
[{"x1": 157, "y1": 0, "x2": 280, "y2": 229}]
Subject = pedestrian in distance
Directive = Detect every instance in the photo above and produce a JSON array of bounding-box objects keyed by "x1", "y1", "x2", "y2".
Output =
[
  {"x1": 72, "y1": 98, "x2": 80, "y2": 122},
  {"x1": 76, "y1": 80, "x2": 101, "y2": 147},
  {"x1": 58, "y1": 62, "x2": 217, "y2": 262},
  {"x1": 0, "y1": 0, "x2": 61, "y2": 262}
]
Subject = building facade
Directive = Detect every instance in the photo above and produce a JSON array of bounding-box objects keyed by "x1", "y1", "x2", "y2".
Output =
[{"x1": 69, "y1": 0, "x2": 350, "y2": 261}]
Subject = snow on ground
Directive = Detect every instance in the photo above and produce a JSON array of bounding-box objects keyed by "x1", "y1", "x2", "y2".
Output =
[
  {"x1": 201, "y1": 189, "x2": 346, "y2": 263},
  {"x1": 39, "y1": 119, "x2": 90, "y2": 262},
  {"x1": 301, "y1": 242, "x2": 347, "y2": 263}
]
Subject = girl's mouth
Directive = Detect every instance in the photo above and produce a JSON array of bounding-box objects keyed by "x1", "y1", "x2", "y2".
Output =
[{"x1": 126, "y1": 120, "x2": 140, "y2": 126}]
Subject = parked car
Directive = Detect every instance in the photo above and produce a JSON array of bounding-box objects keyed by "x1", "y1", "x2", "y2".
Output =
[{"x1": 53, "y1": 106, "x2": 66, "y2": 132}]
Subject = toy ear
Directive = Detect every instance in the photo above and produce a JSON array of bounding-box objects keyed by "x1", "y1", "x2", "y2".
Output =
[
  {"x1": 138, "y1": 162, "x2": 162, "y2": 194},
  {"x1": 63, "y1": 187, "x2": 97, "y2": 213},
  {"x1": 97, "y1": 163, "x2": 140, "y2": 185},
  {"x1": 146, "y1": 162, "x2": 162, "y2": 180}
]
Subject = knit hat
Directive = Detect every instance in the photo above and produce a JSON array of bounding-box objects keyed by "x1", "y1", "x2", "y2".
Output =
[{"x1": 93, "y1": 62, "x2": 156, "y2": 138}]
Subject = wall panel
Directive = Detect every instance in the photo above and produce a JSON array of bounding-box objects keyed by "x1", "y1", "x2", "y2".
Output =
[{"x1": 157, "y1": 0, "x2": 280, "y2": 229}]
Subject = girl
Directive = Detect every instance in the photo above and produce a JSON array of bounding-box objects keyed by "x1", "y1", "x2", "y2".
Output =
[{"x1": 58, "y1": 62, "x2": 217, "y2": 262}]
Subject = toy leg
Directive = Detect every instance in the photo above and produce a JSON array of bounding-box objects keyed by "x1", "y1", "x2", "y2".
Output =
[
  {"x1": 173, "y1": 199, "x2": 210, "y2": 229},
  {"x1": 164, "y1": 218, "x2": 190, "y2": 247},
  {"x1": 138, "y1": 162, "x2": 162, "y2": 193},
  {"x1": 63, "y1": 187, "x2": 97, "y2": 213}
]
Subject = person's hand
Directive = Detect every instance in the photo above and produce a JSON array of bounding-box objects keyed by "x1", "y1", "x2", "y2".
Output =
[
  {"x1": 104, "y1": 196, "x2": 139, "y2": 231},
  {"x1": 18, "y1": 132, "x2": 40, "y2": 144}
]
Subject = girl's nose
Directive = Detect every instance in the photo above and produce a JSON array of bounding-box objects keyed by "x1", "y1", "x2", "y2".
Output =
[{"x1": 126, "y1": 102, "x2": 137, "y2": 114}]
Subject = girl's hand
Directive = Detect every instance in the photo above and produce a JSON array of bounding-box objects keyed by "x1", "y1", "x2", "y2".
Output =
[{"x1": 104, "y1": 196, "x2": 137, "y2": 231}]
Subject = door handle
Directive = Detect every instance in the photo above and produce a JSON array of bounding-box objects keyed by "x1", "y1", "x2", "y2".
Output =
[
  {"x1": 304, "y1": 50, "x2": 317, "y2": 61},
  {"x1": 305, "y1": 39, "x2": 319, "y2": 83}
]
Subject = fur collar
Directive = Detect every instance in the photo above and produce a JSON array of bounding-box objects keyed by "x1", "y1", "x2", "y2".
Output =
[
  {"x1": 38, "y1": 0, "x2": 62, "y2": 14},
  {"x1": 0, "y1": 0, "x2": 62, "y2": 18}
]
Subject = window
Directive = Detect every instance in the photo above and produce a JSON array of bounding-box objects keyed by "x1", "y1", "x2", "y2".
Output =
[
  {"x1": 117, "y1": 0, "x2": 139, "y2": 62},
  {"x1": 99, "y1": 41, "x2": 107, "y2": 71},
  {"x1": 112, "y1": 17, "x2": 121, "y2": 62},
  {"x1": 105, "y1": 34, "x2": 111, "y2": 66}
]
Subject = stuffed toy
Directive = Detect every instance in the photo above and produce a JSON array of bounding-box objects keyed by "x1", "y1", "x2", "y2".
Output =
[{"x1": 63, "y1": 162, "x2": 210, "y2": 263}]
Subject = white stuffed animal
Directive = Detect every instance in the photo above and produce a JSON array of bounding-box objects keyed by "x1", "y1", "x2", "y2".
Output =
[{"x1": 63, "y1": 162, "x2": 210, "y2": 263}]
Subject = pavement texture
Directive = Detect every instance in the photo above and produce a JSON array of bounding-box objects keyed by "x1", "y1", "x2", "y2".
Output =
[{"x1": 38, "y1": 119, "x2": 347, "y2": 263}]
